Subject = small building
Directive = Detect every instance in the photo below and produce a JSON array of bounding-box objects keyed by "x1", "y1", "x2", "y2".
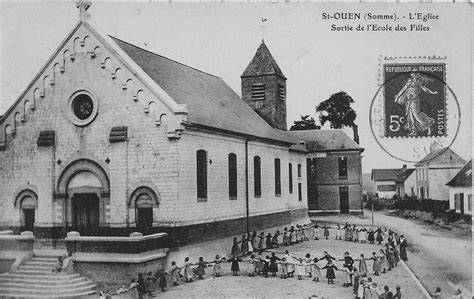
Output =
[
  {"x1": 371, "y1": 168, "x2": 400, "y2": 199},
  {"x1": 415, "y1": 147, "x2": 466, "y2": 201},
  {"x1": 446, "y1": 160, "x2": 472, "y2": 216},
  {"x1": 290, "y1": 129, "x2": 364, "y2": 214},
  {"x1": 395, "y1": 165, "x2": 416, "y2": 198}
]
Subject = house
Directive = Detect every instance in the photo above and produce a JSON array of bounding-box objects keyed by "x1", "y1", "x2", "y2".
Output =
[
  {"x1": 0, "y1": 5, "x2": 309, "y2": 247},
  {"x1": 290, "y1": 129, "x2": 364, "y2": 214},
  {"x1": 371, "y1": 168, "x2": 400, "y2": 199},
  {"x1": 415, "y1": 147, "x2": 466, "y2": 201},
  {"x1": 446, "y1": 160, "x2": 472, "y2": 215},
  {"x1": 395, "y1": 165, "x2": 416, "y2": 198}
]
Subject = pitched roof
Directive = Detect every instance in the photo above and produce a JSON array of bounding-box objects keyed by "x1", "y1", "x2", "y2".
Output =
[
  {"x1": 241, "y1": 41, "x2": 286, "y2": 79},
  {"x1": 110, "y1": 36, "x2": 294, "y2": 144},
  {"x1": 414, "y1": 147, "x2": 465, "y2": 167},
  {"x1": 446, "y1": 160, "x2": 472, "y2": 187},
  {"x1": 371, "y1": 169, "x2": 401, "y2": 181},
  {"x1": 288, "y1": 129, "x2": 363, "y2": 152},
  {"x1": 395, "y1": 168, "x2": 416, "y2": 183}
]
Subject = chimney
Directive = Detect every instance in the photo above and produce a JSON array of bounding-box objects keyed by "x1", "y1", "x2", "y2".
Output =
[{"x1": 352, "y1": 124, "x2": 359, "y2": 144}]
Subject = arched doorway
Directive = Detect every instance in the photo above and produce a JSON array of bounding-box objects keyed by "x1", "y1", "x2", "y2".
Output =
[
  {"x1": 129, "y1": 186, "x2": 159, "y2": 235},
  {"x1": 56, "y1": 159, "x2": 110, "y2": 236},
  {"x1": 15, "y1": 189, "x2": 38, "y2": 232}
]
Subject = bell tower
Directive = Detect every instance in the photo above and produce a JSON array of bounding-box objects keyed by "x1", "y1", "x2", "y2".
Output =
[{"x1": 241, "y1": 40, "x2": 287, "y2": 130}]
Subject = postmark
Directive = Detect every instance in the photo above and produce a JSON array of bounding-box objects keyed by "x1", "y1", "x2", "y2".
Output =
[
  {"x1": 369, "y1": 56, "x2": 461, "y2": 163},
  {"x1": 383, "y1": 63, "x2": 446, "y2": 138}
]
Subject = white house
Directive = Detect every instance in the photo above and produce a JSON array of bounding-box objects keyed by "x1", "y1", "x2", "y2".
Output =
[{"x1": 446, "y1": 160, "x2": 472, "y2": 215}]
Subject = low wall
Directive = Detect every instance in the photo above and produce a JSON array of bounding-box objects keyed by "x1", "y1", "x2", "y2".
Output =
[
  {"x1": 0, "y1": 231, "x2": 34, "y2": 273},
  {"x1": 65, "y1": 232, "x2": 169, "y2": 291}
]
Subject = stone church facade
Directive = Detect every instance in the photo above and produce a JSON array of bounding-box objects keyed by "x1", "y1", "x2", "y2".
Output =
[{"x1": 0, "y1": 11, "x2": 309, "y2": 246}]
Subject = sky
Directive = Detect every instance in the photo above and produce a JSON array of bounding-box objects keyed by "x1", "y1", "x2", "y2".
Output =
[{"x1": 0, "y1": 2, "x2": 472, "y2": 173}]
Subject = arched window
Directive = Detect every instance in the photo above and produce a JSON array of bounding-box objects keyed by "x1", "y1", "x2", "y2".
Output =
[
  {"x1": 228, "y1": 153, "x2": 237, "y2": 199},
  {"x1": 254, "y1": 156, "x2": 261, "y2": 197},
  {"x1": 275, "y1": 158, "x2": 281, "y2": 196},
  {"x1": 196, "y1": 150, "x2": 208, "y2": 201}
]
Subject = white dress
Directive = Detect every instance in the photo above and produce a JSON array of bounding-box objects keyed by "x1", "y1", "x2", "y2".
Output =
[{"x1": 295, "y1": 262, "x2": 305, "y2": 276}]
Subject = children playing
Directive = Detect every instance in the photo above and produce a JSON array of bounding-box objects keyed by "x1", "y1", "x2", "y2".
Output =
[{"x1": 322, "y1": 259, "x2": 338, "y2": 284}]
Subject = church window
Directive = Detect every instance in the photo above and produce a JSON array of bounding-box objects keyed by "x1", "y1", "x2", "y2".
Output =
[
  {"x1": 278, "y1": 84, "x2": 286, "y2": 101},
  {"x1": 228, "y1": 153, "x2": 237, "y2": 199},
  {"x1": 251, "y1": 84, "x2": 266, "y2": 101},
  {"x1": 297, "y1": 164, "x2": 302, "y2": 178},
  {"x1": 67, "y1": 90, "x2": 98, "y2": 126},
  {"x1": 338, "y1": 157, "x2": 348, "y2": 179},
  {"x1": 298, "y1": 183, "x2": 302, "y2": 201},
  {"x1": 288, "y1": 163, "x2": 293, "y2": 194},
  {"x1": 254, "y1": 156, "x2": 261, "y2": 197},
  {"x1": 197, "y1": 150, "x2": 208, "y2": 201},
  {"x1": 274, "y1": 158, "x2": 281, "y2": 197}
]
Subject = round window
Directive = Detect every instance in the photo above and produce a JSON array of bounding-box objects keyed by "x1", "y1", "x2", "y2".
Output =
[{"x1": 67, "y1": 90, "x2": 98, "y2": 126}]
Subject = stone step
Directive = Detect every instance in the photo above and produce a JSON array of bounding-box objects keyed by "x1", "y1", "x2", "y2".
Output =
[
  {"x1": 0, "y1": 283, "x2": 95, "y2": 296},
  {"x1": 0, "y1": 289, "x2": 96, "y2": 298},
  {"x1": 24, "y1": 260, "x2": 57, "y2": 267},
  {"x1": 0, "y1": 276, "x2": 88, "y2": 286},
  {"x1": 18, "y1": 265, "x2": 55, "y2": 272},
  {"x1": 1, "y1": 272, "x2": 81, "y2": 280},
  {"x1": 29, "y1": 257, "x2": 59, "y2": 263},
  {"x1": 0, "y1": 279, "x2": 95, "y2": 290}
]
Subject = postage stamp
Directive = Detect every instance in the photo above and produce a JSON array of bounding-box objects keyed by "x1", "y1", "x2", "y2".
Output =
[{"x1": 383, "y1": 63, "x2": 446, "y2": 138}]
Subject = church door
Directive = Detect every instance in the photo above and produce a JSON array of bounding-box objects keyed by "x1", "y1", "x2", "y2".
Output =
[
  {"x1": 23, "y1": 209, "x2": 35, "y2": 232},
  {"x1": 72, "y1": 193, "x2": 99, "y2": 235},
  {"x1": 339, "y1": 187, "x2": 349, "y2": 214}
]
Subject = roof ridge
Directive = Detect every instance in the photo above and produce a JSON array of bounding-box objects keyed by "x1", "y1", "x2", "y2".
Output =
[{"x1": 108, "y1": 35, "x2": 221, "y2": 79}]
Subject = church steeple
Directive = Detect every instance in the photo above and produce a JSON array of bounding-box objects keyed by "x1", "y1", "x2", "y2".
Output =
[{"x1": 241, "y1": 40, "x2": 287, "y2": 130}]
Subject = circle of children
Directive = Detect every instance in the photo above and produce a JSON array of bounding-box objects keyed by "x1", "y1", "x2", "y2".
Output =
[{"x1": 112, "y1": 223, "x2": 409, "y2": 299}]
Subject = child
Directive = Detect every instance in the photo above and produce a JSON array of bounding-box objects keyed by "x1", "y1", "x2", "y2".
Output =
[
  {"x1": 269, "y1": 252, "x2": 280, "y2": 276},
  {"x1": 341, "y1": 264, "x2": 353, "y2": 287},
  {"x1": 246, "y1": 254, "x2": 257, "y2": 277},
  {"x1": 195, "y1": 257, "x2": 206, "y2": 280},
  {"x1": 356, "y1": 253, "x2": 368, "y2": 275},
  {"x1": 230, "y1": 255, "x2": 242, "y2": 276},
  {"x1": 247, "y1": 233, "x2": 254, "y2": 254},
  {"x1": 322, "y1": 259, "x2": 338, "y2": 284},
  {"x1": 379, "y1": 249, "x2": 388, "y2": 274},
  {"x1": 262, "y1": 255, "x2": 270, "y2": 278},
  {"x1": 371, "y1": 252, "x2": 381, "y2": 276},
  {"x1": 295, "y1": 258, "x2": 305, "y2": 280},
  {"x1": 376, "y1": 228, "x2": 383, "y2": 245},
  {"x1": 336, "y1": 224, "x2": 342, "y2": 240},
  {"x1": 386, "y1": 246, "x2": 395, "y2": 271},
  {"x1": 258, "y1": 232, "x2": 265, "y2": 251},
  {"x1": 272, "y1": 231, "x2": 280, "y2": 248},
  {"x1": 170, "y1": 261, "x2": 180, "y2": 285},
  {"x1": 360, "y1": 227, "x2": 367, "y2": 243},
  {"x1": 393, "y1": 286, "x2": 402, "y2": 299},
  {"x1": 283, "y1": 250, "x2": 296, "y2": 277},
  {"x1": 251, "y1": 231, "x2": 259, "y2": 252},
  {"x1": 353, "y1": 226, "x2": 359, "y2": 242},
  {"x1": 368, "y1": 228, "x2": 375, "y2": 244},
  {"x1": 304, "y1": 253, "x2": 313, "y2": 277},
  {"x1": 289, "y1": 226, "x2": 296, "y2": 244},
  {"x1": 265, "y1": 233, "x2": 273, "y2": 249},
  {"x1": 231, "y1": 237, "x2": 241, "y2": 256},
  {"x1": 282, "y1": 227, "x2": 289, "y2": 246},
  {"x1": 302, "y1": 225, "x2": 309, "y2": 241},
  {"x1": 157, "y1": 270, "x2": 167, "y2": 292},
  {"x1": 320, "y1": 251, "x2": 336, "y2": 262},
  {"x1": 314, "y1": 224, "x2": 320, "y2": 240},
  {"x1": 213, "y1": 255, "x2": 224, "y2": 277},
  {"x1": 183, "y1": 257, "x2": 194, "y2": 282},
  {"x1": 311, "y1": 258, "x2": 321, "y2": 282},
  {"x1": 323, "y1": 224, "x2": 330, "y2": 239},
  {"x1": 240, "y1": 235, "x2": 248, "y2": 255},
  {"x1": 278, "y1": 257, "x2": 288, "y2": 279},
  {"x1": 256, "y1": 251, "x2": 264, "y2": 275}
]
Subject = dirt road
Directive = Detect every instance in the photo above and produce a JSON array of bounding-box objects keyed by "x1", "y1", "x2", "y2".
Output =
[{"x1": 312, "y1": 210, "x2": 472, "y2": 297}]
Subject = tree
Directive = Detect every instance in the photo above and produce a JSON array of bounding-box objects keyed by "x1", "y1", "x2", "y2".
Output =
[
  {"x1": 290, "y1": 115, "x2": 321, "y2": 131},
  {"x1": 316, "y1": 91, "x2": 357, "y2": 129}
]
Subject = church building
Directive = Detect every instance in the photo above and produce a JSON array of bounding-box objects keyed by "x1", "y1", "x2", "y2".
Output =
[{"x1": 0, "y1": 5, "x2": 309, "y2": 247}]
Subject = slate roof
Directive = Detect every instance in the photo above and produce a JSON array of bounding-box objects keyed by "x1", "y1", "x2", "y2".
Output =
[
  {"x1": 110, "y1": 36, "x2": 294, "y2": 144},
  {"x1": 395, "y1": 168, "x2": 415, "y2": 183},
  {"x1": 414, "y1": 147, "x2": 465, "y2": 167},
  {"x1": 446, "y1": 160, "x2": 472, "y2": 187},
  {"x1": 371, "y1": 169, "x2": 401, "y2": 181},
  {"x1": 289, "y1": 129, "x2": 363, "y2": 152},
  {"x1": 241, "y1": 41, "x2": 286, "y2": 79}
]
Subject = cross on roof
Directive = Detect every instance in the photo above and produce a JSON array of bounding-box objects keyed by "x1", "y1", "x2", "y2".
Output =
[{"x1": 76, "y1": 0, "x2": 92, "y2": 20}]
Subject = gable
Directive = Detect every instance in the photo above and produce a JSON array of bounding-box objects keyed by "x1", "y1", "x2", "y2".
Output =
[
  {"x1": 415, "y1": 148, "x2": 466, "y2": 168},
  {"x1": 0, "y1": 20, "x2": 189, "y2": 150}
]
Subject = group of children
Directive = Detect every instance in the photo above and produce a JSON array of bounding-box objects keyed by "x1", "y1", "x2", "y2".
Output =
[{"x1": 111, "y1": 222, "x2": 408, "y2": 297}]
